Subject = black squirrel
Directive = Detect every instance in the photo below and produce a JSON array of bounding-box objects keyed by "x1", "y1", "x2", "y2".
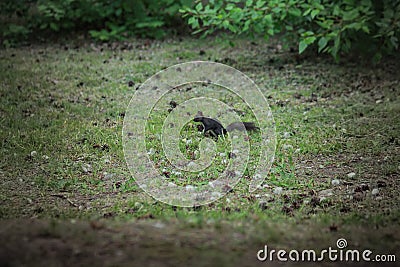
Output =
[{"x1": 193, "y1": 115, "x2": 259, "y2": 138}]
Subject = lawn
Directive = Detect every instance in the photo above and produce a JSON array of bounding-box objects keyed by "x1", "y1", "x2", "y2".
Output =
[{"x1": 0, "y1": 37, "x2": 399, "y2": 266}]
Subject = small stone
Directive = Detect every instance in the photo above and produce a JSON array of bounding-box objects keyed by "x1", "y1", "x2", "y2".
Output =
[
  {"x1": 115, "y1": 250, "x2": 124, "y2": 257},
  {"x1": 283, "y1": 132, "x2": 291, "y2": 139},
  {"x1": 318, "y1": 189, "x2": 333, "y2": 197},
  {"x1": 30, "y1": 151, "x2": 37, "y2": 157},
  {"x1": 42, "y1": 155, "x2": 49, "y2": 160},
  {"x1": 282, "y1": 144, "x2": 293, "y2": 150},
  {"x1": 82, "y1": 163, "x2": 92, "y2": 173},
  {"x1": 331, "y1": 179, "x2": 340, "y2": 186},
  {"x1": 211, "y1": 191, "x2": 221, "y2": 198},
  {"x1": 234, "y1": 171, "x2": 242, "y2": 176},
  {"x1": 153, "y1": 222, "x2": 165, "y2": 229},
  {"x1": 104, "y1": 173, "x2": 115, "y2": 180},
  {"x1": 347, "y1": 172, "x2": 356, "y2": 178},
  {"x1": 371, "y1": 188, "x2": 379, "y2": 196},
  {"x1": 273, "y1": 187, "x2": 283, "y2": 195}
]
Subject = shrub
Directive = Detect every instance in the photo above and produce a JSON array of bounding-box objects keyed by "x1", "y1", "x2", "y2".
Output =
[
  {"x1": 0, "y1": 0, "x2": 193, "y2": 46},
  {"x1": 180, "y1": 0, "x2": 400, "y2": 61}
]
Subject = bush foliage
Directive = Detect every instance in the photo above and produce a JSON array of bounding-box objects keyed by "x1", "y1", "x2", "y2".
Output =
[
  {"x1": 1, "y1": 0, "x2": 399, "y2": 61},
  {"x1": 0, "y1": 0, "x2": 192, "y2": 45},
  {"x1": 181, "y1": 0, "x2": 400, "y2": 61}
]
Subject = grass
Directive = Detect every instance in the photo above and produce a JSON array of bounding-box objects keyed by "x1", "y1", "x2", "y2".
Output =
[{"x1": 0, "y1": 37, "x2": 399, "y2": 266}]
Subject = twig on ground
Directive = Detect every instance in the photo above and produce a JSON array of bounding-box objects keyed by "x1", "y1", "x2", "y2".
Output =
[{"x1": 50, "y1": 193, "x2": 78, "y2": 207}]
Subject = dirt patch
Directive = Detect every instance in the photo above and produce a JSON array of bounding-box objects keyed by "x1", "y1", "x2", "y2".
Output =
[{"x1": 1, "y1": 219, "x2": 399, "y2": 267}]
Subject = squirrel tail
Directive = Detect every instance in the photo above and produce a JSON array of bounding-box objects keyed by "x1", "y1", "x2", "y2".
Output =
[
  {"x1": 243, "y1": 122, "x2": 259, "y2": 131},
  {"x1": 226, "y1": 122, "x2": 260, "y2": 132}
]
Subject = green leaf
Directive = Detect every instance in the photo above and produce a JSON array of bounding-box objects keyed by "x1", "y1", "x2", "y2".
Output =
[
  {"x1": 303, "y1": 8, "x2": 312, "y2": 16},
  {"x1": 299, "y1": 40, "x2": 308, "y2": 54},
  {"x1": 272, "y1": 7, "x2": 281, "y2": 13},
  {"x1": 288, "y1": 8, "x2": 301, "y2": 17},
  {"x1": 49, "y1": 22, "x2": 59, "y2": 31},
  {"x1": 243, "y1": 20, "x2": 251, "y2": 32},
  {"x1": 222, "y1": 19, "x2": 230, "y2": 29},
  {"x1": 343, "y1": 10, "x2": 359, "y2": 21},
  {"x1": 256, "y1": 0, "x2": 266, "y2": 8},
  {"x1": 390, "y1": 36, "x2": 398, "y2": 49},
  {"x1": 246, "y1": 0, "x2": 253, "y2": 7},
  {"x1": 192, "y1": 28, "x2": 205, "y2": 35},
  {"x1": 318, "y1": 37, "x2": 328, "y2": 53},
  {"x1": 226, "y1": 3, "x2": 235, "y2": 11},
  {"x1": 333, "y1": 5, "x2": 340, "y2": 16},
  {"x1": 316, "y1": 19, "x2": 333, "y2": 29},
  {"x1": 311, "y1": 9, "x2": 319, "y2": 19},
  {"x1": 195, "y1": 2, "x2": 203, "y2": 12},
  {"x1": 301, "y1": 31, "x2": 314, "y2": 37},
  {"x1": 264, "y1": 14, "x2": 272, "y2": 24},
  {"x1": 115, "y1": 8, "x2": 122, "y2": 17},
  {"x1": 179, "y1": 8, "x2": 190, "y2": 14},
  {"x1": 362, "y1": 25, "x2": 370, "y2": 33},
  {"x1": 304, "y1": 36, "x2": 316, "y2": 45},
  {"x1": 136, "y1": 20, "x2": 164, "y2": 29},
  {"x1": 188, "y1": 17, "x2": 199, "y2": 28},
  {"x1": 228, "y1": 24, "x2": 238, "y2": 33}
]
